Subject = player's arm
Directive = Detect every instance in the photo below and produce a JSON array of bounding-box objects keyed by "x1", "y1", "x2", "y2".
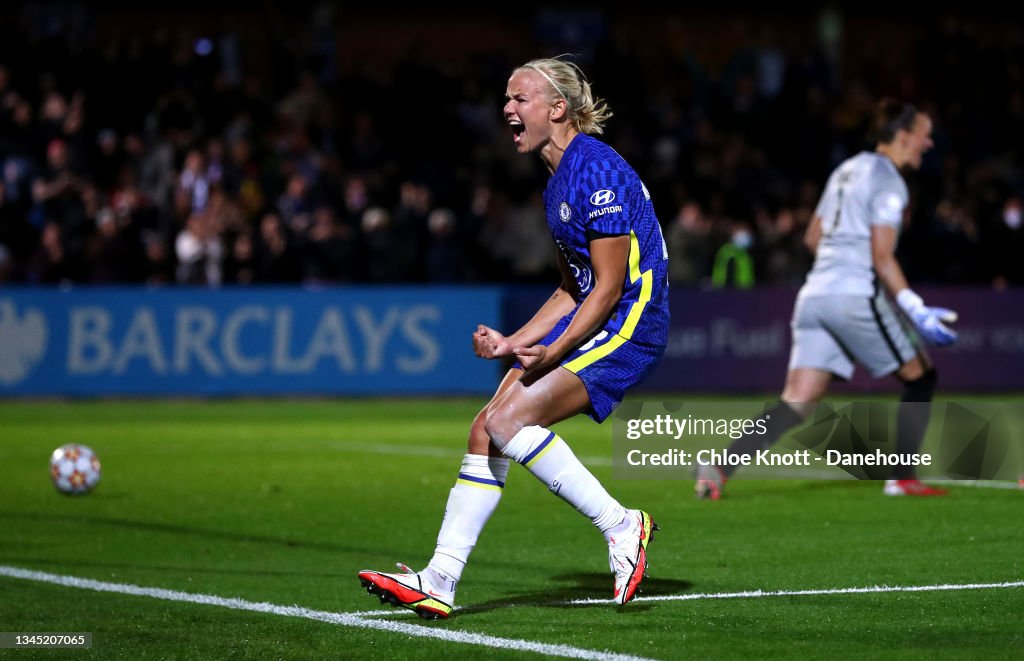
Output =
[
  {"x1": 806, "y1": 168, "x2": 839, "y2": 254},
  {"x1": 872, "y1": 225, "x2": 958, "y2": 346},
  {"x1": 514, "y1": 234, "x2": 628, "y2": 371},
  {"x1": 804, "y1": 214, "x2": 823, "y2": 254},
  {"x1": 871, "y1": 225, "x2": 910, "y2": 295},
  {"x1": 473, "y1": 251, "x2": 577, "y2": 360}
]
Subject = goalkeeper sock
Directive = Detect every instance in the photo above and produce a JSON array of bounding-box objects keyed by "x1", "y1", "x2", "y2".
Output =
[
  {"x1": 892, "y1": 369, "x2": 937, "y2": 479},
  {"x1": 427, "y1": 454, "x2": 510, "y2": 584},
  {"x1": 721, "y1": 401, "x2": 804, "y2": 477},
  {"x1": 501, "y1": 425, "x2": 626, "y2": 541}
]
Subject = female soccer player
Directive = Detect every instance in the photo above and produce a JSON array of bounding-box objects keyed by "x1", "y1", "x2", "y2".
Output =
[
  {"x1": 695, "y1": 99, "x2": 957, "y2": 500},
  {"x1": 359, "y1": 57, "x2": 671, "y2": 617}
]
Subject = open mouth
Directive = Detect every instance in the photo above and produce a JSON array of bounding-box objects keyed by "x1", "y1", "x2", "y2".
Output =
[{"x1": 510, "y1": 121, "x2": 525, "y2": 142}]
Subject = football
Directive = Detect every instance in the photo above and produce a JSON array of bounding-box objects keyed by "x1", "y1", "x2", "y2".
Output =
[{"x1": 49, "y1": 444, "x2": 102, "y2": 495}]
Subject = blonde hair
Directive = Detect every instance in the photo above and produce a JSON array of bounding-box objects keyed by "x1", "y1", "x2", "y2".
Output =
[{"x1": 516, "y1": 56, "x2": 612, "y2": 135}]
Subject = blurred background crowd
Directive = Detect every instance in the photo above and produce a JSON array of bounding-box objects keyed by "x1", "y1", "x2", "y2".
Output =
[{"x1": 0, "y1": 2, "x2": 1021, "y2": 288}]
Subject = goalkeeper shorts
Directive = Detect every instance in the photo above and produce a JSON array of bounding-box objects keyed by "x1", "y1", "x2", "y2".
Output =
[{"x1": 789, "y1": 290, "x2": 922, "y2": 380}]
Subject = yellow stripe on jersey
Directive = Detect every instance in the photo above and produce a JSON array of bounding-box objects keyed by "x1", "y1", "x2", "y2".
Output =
[
  {"x1": 619, "y1": 230, "x2": 653, "y2": 339},
  {"x1": 564, "y1": 230, "x2": 652, "y2": 373}
]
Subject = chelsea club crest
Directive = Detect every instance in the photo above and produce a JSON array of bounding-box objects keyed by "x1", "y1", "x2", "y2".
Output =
[{"x1": 559, "y1": 202, "x2": 571, "y2": 222}]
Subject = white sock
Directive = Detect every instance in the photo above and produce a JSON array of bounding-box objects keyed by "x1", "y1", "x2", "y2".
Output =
[
  {"x1": 502, "y1": 425, "x2": 626, "y2": 540},
  {"x1": 427, "y1": 454, "x2": 509, "y2": 585}
]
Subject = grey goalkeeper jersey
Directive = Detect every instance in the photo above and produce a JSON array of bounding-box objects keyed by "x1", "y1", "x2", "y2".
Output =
[{"x1": 799, "y1": 151, "x2": 909, "y2": 298}]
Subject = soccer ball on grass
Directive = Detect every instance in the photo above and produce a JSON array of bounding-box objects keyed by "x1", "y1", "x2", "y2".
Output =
[{"x1": 49, "y1": 444, "x2": 101, "y2": 495}]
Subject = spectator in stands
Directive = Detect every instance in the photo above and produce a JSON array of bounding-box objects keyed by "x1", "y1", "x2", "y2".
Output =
[
  {"x1": 29, "y1": 221, "x2": 80, "y2": 284},
  {"x1": 391, "y1": 180, "x2": 432, "y2": 281},
  {"x1": 991, "y1": 197, "x2": 1024, "y2": 288},
  {"x1": 360, "y1": 206, "x2": 403, "y2": 283},
  {"x1": 667, "y1": 201, "x2": 712, "y2": 286},
  {"x1": 88, "y1": 206, "x2": 145, "y2": 283},
  {"x1": 175, "y1": 212, "x2": 223, "y2": 285},
  {"x1": 254, "y1": 210, "x2": 302, "y2": 283},
  {"x1": 0, "y1": 8, "x2": 1021, "y2": 289},
  {"x1": 304, "y1": 205, "x2": 357, "y2": 283},
  {"x1": 424, "y1": 207, "x2": 466, "y2": 282}
]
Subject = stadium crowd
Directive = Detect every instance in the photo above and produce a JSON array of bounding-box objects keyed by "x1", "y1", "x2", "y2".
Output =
[{"x1": 0, "y1": 5, "x2": 1021, "y2": 288}]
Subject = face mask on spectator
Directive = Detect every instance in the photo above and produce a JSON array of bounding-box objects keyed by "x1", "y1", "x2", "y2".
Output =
[
  {"x1": 1004, "y1": 203, "x2": 1021, "y2": 230},
  {"x1": 732, "y1": 230, "x2": 753, "y2": 249}
]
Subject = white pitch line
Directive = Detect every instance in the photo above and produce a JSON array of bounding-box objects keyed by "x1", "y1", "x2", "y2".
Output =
[
  {"x1": 566, "y1": 580, "x2": 1024, "y2": 605},
  {"x1": 0, "y1": 566, "x2": 653, "y2": 661},
  {"x1": 347, "y1": 608, "x2": 410, "y2": 617},
  {"x1": 925, "y1": 479, "x2": 1023, "y2": 491}
]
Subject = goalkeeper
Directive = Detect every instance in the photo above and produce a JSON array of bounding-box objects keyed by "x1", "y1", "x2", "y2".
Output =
[{"x1": 696, "y1": 99, "x2": 958, "y2": 499}]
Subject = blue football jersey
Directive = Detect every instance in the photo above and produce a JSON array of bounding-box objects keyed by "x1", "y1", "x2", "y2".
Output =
[{"x1": 543, "y1": 134, "x2": 670, "y2": 347}]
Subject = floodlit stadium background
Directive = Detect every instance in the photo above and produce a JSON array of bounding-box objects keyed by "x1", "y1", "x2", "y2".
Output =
[
  {"x1": 1, "y1": 2, "x2": 1021, "y2": 396},
  {"x1": 1, "y1": 5, "x2": 1023, "y2": 660}
]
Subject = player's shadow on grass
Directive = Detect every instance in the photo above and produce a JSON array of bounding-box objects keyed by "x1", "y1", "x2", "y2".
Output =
[
  {"x1": 0, "y1": 510, "x2": 416, "y2": 558},
  {"x1": 454, "y1": 572, "x2": 692, "y2": 617}
]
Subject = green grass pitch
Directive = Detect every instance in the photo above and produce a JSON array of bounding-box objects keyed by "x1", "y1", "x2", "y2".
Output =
[{"x1": 1, "y1": 397, "x2": 1022, "y2": 660}]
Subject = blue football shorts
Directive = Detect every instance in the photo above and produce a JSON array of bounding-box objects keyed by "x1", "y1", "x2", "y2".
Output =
[{"x1": 515, "y1": 311, "x2": 665, "y2": 423}]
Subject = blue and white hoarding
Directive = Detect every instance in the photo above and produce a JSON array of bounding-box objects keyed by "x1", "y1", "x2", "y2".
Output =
[{"x1": 0, "y1": 287, "x2": 502, "y2": 396}]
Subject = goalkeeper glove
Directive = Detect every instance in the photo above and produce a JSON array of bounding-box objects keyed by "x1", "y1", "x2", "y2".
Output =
[{"x1": 896, "y1": 289, "x2": 958, "y2": 347}]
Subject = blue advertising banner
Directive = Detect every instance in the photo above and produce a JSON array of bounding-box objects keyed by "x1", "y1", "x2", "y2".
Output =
[{"x1": 0, "y1": 287, "x2": 502, "y2": 396}]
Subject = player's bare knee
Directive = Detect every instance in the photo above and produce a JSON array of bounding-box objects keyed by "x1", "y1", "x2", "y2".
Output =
[
  {"x1": 482, "y1": 408, "x2": 524, "y2": 452},
  {"x1": 782, "y1": 369, "x2": 830, "y2": 407},
  {"x1": 467, "y1": 412, "x2": 491, "y2": 454},
  {"x1": 896, "y1": 356, "x2": 922, "y2": 380}
]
